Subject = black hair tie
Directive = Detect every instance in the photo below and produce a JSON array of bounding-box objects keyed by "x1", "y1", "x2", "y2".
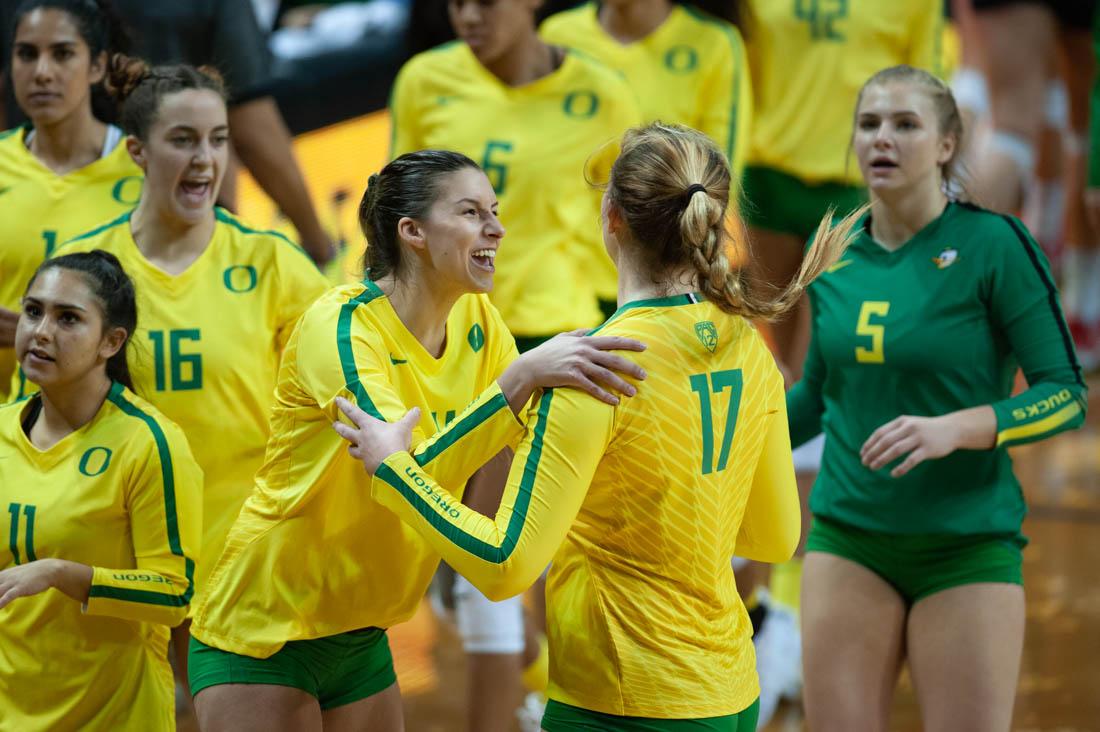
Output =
[{"x1": 683, "y1": 183, "x2": 707, "y2": 205}]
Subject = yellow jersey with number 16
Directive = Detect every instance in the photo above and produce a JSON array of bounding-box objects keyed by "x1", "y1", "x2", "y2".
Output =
[
  {"x1": 0, "y1": 125, "x2": 141, "y2": 400},
  {"x1": 30, "y1": 210, "x2": 329, "y2": 591},
  {"x1": 390, "y1": 42, "x2": 642, "y2": 331}
]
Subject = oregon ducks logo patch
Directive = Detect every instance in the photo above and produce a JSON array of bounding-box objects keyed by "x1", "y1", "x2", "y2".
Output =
[
  {"x1": 78, "y1": 446, "x2": 112, "y2": 476},
  {"x1": 932, "y1": 247, "x2": 958, "y2": 269},
  {"x1": 467, "y1": 324, "x2": 485, "y2": 353},
  {"x1": 695, "y1": 321, "x2": 718, "y2": 353}
]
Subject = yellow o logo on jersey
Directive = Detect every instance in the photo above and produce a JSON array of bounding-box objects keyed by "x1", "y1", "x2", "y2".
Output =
[
  {"x1": 111, "y1": 176, "x2": 143, "y2": 205},
  {"x1": 563, "y1": 91, "x2": 599, "y2": 119},
  {"x1": 78, "y1": 447, "x2": 112, "y2": 477},
  {"x1": 663, "y1": 46, "x2": 698, "y2": 74},
  {"x1": 223, "y1": 265, "x2": 258, "y2": 293}
]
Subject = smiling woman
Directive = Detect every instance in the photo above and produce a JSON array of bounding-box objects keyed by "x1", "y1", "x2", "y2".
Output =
[{"x1": 0, "y1": 0, "x2": 139, "y2": 401}]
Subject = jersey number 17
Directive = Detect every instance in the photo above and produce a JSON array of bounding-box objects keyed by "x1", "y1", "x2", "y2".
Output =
[{"x1": 689, "y1": 369, "x2": 743, "y2": 475}]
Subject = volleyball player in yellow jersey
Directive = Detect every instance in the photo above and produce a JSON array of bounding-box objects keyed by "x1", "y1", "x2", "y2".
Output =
[
  {"x1": 540, "y1": 0, "x2": 751, "y2": 178},
  {"x1": 390, "y1": 0, "x2": 642, "y2": 338},
  {"x1": 0, "y1": 250, "x2": 201, "y2": 730},
  {"x1": 743, "y1": 0, "x2": 943, "y2": 372},
  {"x1": 0, "y1": 0, "x2": 140, "y2": 401},
  {"x1": 334, "y1": 124, "x2": 861, "y2": 731},
  {"x1": 187, "y1": 150, "x2": 646, "y2": 731}
]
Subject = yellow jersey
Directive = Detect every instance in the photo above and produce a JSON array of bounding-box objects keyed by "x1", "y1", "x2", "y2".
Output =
[
  {"x1": 390, "y1": 42, "x2": 642, "y2": 330},
  {"x1": 0, "y1": 125, "x2": 141, "y2": 400},
  {"x1": 372, "y1": 294, "x2": 800, "y2": 718},
  {"x1": 27, "y1": 210, "x2": 328, "y2": 590},
  {"x1": 190, "y1": 280, "x2": 526, "y2": 658},
  {"x1": 0, "y1": 382, "x2": 201, "y2": 731},
  {"x1": 745, "y1": 0, "x2": 943, "y2": 184},
  {"x1": 540, "y1": 3, "x2": 752, "y2": 180}
]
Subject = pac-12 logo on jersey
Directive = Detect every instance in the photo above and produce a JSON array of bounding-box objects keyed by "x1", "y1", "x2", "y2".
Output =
[
  {"x1": 932, "y1": 247, "x2": 959, "y2": 269},
  {"x1": 694, "y1": 321, "x2": 718, "y2": 353}
]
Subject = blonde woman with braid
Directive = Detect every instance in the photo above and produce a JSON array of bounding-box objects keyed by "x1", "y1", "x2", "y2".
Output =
[{"x1": 335, "y1": 123, "x2": 861, "y2": 731}]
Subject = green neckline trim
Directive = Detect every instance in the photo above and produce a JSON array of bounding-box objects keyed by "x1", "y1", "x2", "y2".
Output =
[
  {"x1": 213, "y1": 208, "x2": 317, "y2": 268},
  {"x1": 591, "y1": 292, "x2": 702, "y2": 334}
]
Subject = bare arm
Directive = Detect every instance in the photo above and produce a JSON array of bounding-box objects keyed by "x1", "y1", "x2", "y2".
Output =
[{"x1": 228, "y1": 97, "x2": 334, "y2": 266}]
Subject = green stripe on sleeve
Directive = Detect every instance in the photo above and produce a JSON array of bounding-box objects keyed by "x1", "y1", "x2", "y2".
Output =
[
  {"x1": 337, "y1": 281, "x2": 386, "y2": 420},
  {"x1": 88, "y1": 558, "x2": 196, "y2": 606},
  {"x1": 103, "y1": 382, "x2": 195, "y2": 604},
  {"x1": 64, "y1": 211, "x2": 133, "y2": 248},
  {"x1": 414, "y1": 391, "x2": 510, "y2": 466},
  {"x1": 378, "y1": 389, "x2": 555, "y2": 562},
  {"x1": 683, "y1": 7, "x2": 741, "y2": 162}
]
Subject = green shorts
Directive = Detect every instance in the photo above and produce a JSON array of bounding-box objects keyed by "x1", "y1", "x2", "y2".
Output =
[
  {"x1": 541, "y1": 699, "x2": 759, "y2": 731},
  {"x1": 806, "y1": 516, "x2": 1025, "y2": 605},
  {"x1": 741, "y1": 165, "x2": 866, "y2": 240},
  {"x1": 188, "y1": 628, "x2": 396, "y2": 710}
]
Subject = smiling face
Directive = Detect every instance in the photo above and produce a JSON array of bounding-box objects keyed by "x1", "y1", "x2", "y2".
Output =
[
  {"x1": 853, "y1": 82, "x2": 956, "y2": 197},
  {"x1": 16, "y1": 267, "x2": 125, "y2": 390},
  {"x1": 399, "y1": 167, "x2": 504, "y2": 295},
  {"x1": 448, "y1": 0, "x2": 540, "y2": 67},
  {"x1": 126, "y1": 88, "x2": 229, "y2": 227},
  {"x1": 11, "y1": 8, "x2": 104, "y2": 127}
]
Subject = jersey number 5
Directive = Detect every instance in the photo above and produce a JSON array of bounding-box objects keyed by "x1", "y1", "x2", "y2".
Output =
[
  {"x1": 7, "y1": 503, "x2": 37, "y2": 565},
  {"x1": 855, "y1": 301, "x2": 890, "y2": 364},
  {"x1": 689, "y1": 369, "x2": 743, "y2": 475},
  {"x1": 148, "y1": 329, "x2": 203, "y2": 391}
]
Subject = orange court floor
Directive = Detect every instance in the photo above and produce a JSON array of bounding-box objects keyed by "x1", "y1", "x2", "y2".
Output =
[{"x1": 179, "y1": 374, "x2": 1100, "y2": 732}]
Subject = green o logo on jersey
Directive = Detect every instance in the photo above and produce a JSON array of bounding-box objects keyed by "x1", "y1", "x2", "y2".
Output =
[
  {"x1": 663, "y1": 46, "x2": 699, "y2": 74},
  {"x1": 467, "y1": 324, "x2": 485, "y2": 353},
  {"x1": 78, "y1": 446, "x2": 112, "y2": 477},
  {"x1": 223, "y1": 265, "x2": 258, "y2": 293},
  {"x1": 563, "y1": 91, "x2": 599, "y2": 119},
  {"x1": 111, "y1": 176, "x2": 143, "y2": 205}
]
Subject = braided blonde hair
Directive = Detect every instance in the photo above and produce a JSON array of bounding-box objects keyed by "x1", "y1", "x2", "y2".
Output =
[{"x1": 606, "y1": 123, "x2": 865, "y2": 320}]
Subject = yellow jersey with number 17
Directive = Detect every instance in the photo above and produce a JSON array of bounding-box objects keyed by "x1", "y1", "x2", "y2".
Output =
[
  {"x1": 540, "y1": 3, "x2": 751, "y2": 180},
  {"x1": 371, "y1": 294, "x2": 800, "y2": 719},
  {"x1": 0, "y1": 383, "x2": 201, "y2": 731},
  {"x1": 190, "y1": 281, "x2": 525, "y2": 658},
  {"x1": 0, "y1": 125, "x2": 141, "y2": 400},
  {"x1": 390, "y1": 43, "x2": 642, "y2": 332},
  {"x1": 33, "y1": 210, "x2": 328, "y2": 591},
  {"x1": 745, "y1": 0, "x2": 943, "y2": 184}
]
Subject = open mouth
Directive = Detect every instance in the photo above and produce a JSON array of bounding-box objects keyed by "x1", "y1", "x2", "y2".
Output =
[
  {"x1": 26, "y1": 347, "x2": 54, "y2": 364},
  {"x1": 471, "y1": 248, "x2": 496, "y2": 273},
  {"x1": 870, "y1": 157, "x2": 899, "y2": 171},
  {"x1": 179, "y1": 179, "x2": 212, "y2": 204}
]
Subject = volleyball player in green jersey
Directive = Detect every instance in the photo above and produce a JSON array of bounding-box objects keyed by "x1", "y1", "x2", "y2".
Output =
[{"x1": 788, "y1": 65, "x2": 1087, "y2": 731}]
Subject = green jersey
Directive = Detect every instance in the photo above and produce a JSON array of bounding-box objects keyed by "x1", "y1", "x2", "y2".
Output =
[{"x1": 787, "y1": 202, "x2": 1087, "y2": 535}]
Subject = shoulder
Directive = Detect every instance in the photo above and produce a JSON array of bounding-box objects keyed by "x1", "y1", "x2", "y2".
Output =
[
  {"x1": 949, "y1": 202, "x2": 1045, "y2": 269},
  {"x1": 540, "y1": 4, "x2": 593, "y2": 37},
  {"x1": 398, "y1": 41, "x2": 468, "y2": 83},
  {"x1": 0, "y1": 126, "x2": 25, "y2": 148},
  {"x1": 678, "y1": 6, "x2": 744, "y2": 54},
  {"x1": 214, "y1": 208, "x2": 309, "y2": 259},
  {"x1": 59, "y1": 211, "x2": 134, "y2": 254},
  {"x1": 103, "y1": 384, "x2": 191, "y2": 458},
  {"x1": 563, "y1": 47, "x2": 628, "y2": 88}
]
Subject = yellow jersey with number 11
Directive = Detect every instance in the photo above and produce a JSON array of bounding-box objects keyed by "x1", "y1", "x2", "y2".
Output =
[
  {"x1": 0, "y1": 125, "x2": 141, "y2": 400},
  {"x1": 390, "y1": 43, "x2": 642, "y2": 332}
]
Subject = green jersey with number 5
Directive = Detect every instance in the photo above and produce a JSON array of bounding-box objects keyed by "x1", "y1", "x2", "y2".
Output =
[{"x1": 788, "y1": 202, "x2": 1087, "y2": 536}]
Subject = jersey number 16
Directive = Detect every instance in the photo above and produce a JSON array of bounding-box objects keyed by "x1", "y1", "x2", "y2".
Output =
[{"x1": 689, "y1": 369, "x2": 743, "y2": 475}]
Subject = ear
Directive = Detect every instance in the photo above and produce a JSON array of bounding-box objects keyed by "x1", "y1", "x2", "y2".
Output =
[
  {"x1": 88, "y1": 51, "x2": 107, "y2": 86},
  {"x1": 99, "y1": 326, "x2": 128, "y2": 362},
  {"x1": 396, "y1": 216, "x2": 427, "y2": 252},
  {"x1": 125, "y1": 135, "x2": 147, "y2": 171},
  {"x1": 937, "y1": 133, "x2": 957, "y2": 168},
  {"x1": 603, "y1": 196, "x2": 625, "y2": 236}
]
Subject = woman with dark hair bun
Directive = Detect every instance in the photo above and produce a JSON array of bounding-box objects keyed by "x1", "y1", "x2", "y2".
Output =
[
  {"x1": 0, "y1": 249, "x2": 202, "y2": 731},
  {"x1": 0, "y1": 0, "x2": 138, "y2": 401}
]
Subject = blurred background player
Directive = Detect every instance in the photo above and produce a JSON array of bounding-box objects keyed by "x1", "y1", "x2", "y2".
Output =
[
  {"x1": 539, "y1": 0, "x2": 752, "y2": 303},
  {"x1": 788, "y1": 65, "x2": 1086, "y2": 731},
  {"x1": 389, "y1": 1, "x2": 642, "y2": 728},
  {"x1": 15, "y1": 57, "x2": 331, "y2": 711},
  {"x1": 332, "y1": 122, "x2": 858, "y2": 732},
  {"x1": 187, "y1": 150, "x2": 646, "y2": 732},
  {"x1": 0, "y1": 0, "x2": 337, "y2": 266},
  {"x1": 0, "y1": 251, "x2": 202, "y2": 731},
  {"x1": 0, "y1": 0, "x2": 139, "y2": 402}
]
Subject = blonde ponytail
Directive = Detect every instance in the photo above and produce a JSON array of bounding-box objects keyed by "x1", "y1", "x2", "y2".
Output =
[{"x1": 609, "y1": 122, "x2": 863, "y2": 321}]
